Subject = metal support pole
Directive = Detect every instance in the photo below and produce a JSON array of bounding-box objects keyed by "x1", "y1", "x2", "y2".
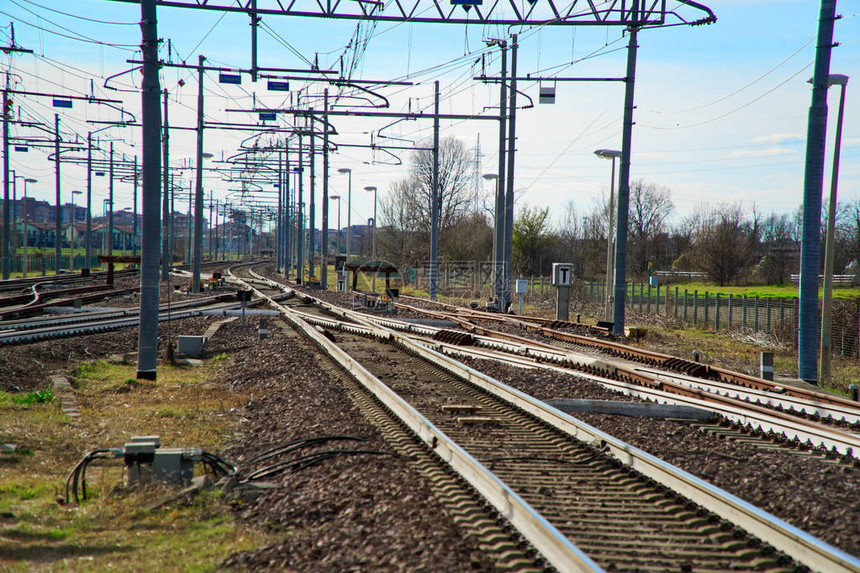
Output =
[
  {"x1": 133, "y1": 156, "x2": 138, "y2": 257},
  {"x1": 322, "y1": 89, "x2": 329, "y2": 289},
  {"x1": 612, "y1": 27, "x2": 639, "y2": 337},
  {"x1": 502, "y1": 34, "x2": 518, "y2": 312},
  {"x1": 85, "y1": 133, "x2": 92, "y2": 271},
  {"x1": 192, "y1": 54, "x2": 205, "y2": 293},
  {"x1": 162, "y1": 88, "x2": 171, "y2": 275},
  {"x1": 277, "y1": 149, "x2": 283, "y2": 273},
  {"x1": 309, "y1": 122, "x2": 316, "y2": 281},
  {"x1": 494, "y1": 44, "x2": 508, "y2": 305},
  {"x1": 208, "y1": 189, "x2": 213, "y2": 261},
  {"x1": 54, "y1": 114, "x2": 62, "y2": 274},
  {"x1": 297, "y1": 136, "x2": 304, "y2": 282},
  {"x1": 604, "y1": 156, "x2": 617, "y2": 322},
  {"x1": 250, "y1": 0, "x2": 258, "y2": 81},
  {"x1": 288, "y1": 147, "x2": 293, "y2": 272},
  {"x1": 187, "y1": 180, "x2": 192, "y2": 263},
  {"x1": 109, "y1": 142, "x2": 114, "y2": 257},
  {"x1": 429, "y1": 80, "x2": 440, "y2": 300},
  {"x1": 820, "y1": 76, "x2": 848, "y2": 381},
  {"x1": 2, "y1": 75, "x2": 10, "y2": 279},
  {"x1": 346, "y1": 169, "x2": 352, "y2": 264},
  {"x1": 137, "y1": 0, "x2": 163, "y2": 380},
  {"x1": 799, "y1": 0, "x2": 838, "y2": 383}
]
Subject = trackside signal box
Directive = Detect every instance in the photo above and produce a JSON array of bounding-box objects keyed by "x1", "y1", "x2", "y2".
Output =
[{"x1": 551, "y1": 263, "x2": 573, "y2": 287}]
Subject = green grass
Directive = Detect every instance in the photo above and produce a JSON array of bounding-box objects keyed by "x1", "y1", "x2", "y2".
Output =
[
  {"x1": 0, "y1": 355, "x2": 274, "y2": 572},
  {"x1": 654, "y1": 282, "x2": 860, "y2": 300},
  {"x1": 11, "y1": 390, "x2": 54, "y2": 407}
]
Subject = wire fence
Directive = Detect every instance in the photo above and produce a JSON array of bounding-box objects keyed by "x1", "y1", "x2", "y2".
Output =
[
  {"x1": 585, "y1": 281, "x2": 860, "y2": 360},
  {"x1": 7, "y1": 253, "x2": 103, "y2": 275}
]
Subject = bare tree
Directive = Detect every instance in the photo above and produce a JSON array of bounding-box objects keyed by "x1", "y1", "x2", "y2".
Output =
[
  {"x1": 513, "y1": 205, "x2": 553, "y2": 275},
  {"x1": 378, "y1": 136, "x2": 482, "y2": 268},
  {"x1": 755, "y1": 211, "x2": 798, "y2": 284},
  {"x1": 690, "y1": 203, "x2": 758, "y2": 286},
  {"x1": 628, "y1": 179, "x2": 674, "y2": 276},
  {"x1": 379, "y1": 178, "x2": 425, "y2": 268}
]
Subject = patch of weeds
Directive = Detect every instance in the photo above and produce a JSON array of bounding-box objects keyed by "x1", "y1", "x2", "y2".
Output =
[
  {"x1": 156, "y1": 408, "x2": 181, "y2": 418},
  {"x1": 11, "y1": 390, "x2": 54, "y2": 407},
  {"x1": 0, "y1": 483, "x2": 39, "y2": 500},
  {"x1": 74, "y1": 361, "x2": 105, "y2": 378},
  {"x1": 212, "y1": 353, "x2": 229, "y2": 362}
]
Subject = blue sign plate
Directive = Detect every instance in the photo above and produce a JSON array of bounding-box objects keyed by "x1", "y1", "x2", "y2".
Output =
[
  {"x1": 52, "y1": 99, "x2": 73, "y2": 109},
  {"x1": 259, "y1": 113, "x2": 277, "y2": 121},
  {"x1": 219, "y1": 73, "x2": 242, "y2": 85},
  {"x1": 267, "y1": 81, "x2": 290, "y2": 91}
]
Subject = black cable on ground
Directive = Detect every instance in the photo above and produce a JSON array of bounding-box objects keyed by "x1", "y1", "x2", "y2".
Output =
[
  {"x1": 245, "y1": 436, "x2": 365, "y2": 466},
  {"x1": 244, "y1": 449, "x2": 398, "y2": 482}
]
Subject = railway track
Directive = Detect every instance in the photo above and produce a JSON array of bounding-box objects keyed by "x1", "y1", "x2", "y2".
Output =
[
  {"x1": 398, "y1": 296, "x2": 857, "y2": 417},
  {"x1": 0, "y1": 295, "x2": 246, "y2": 345},
  {"x1": 281, "y1": 289, "x2": 860, "y2": 459},
  {"x1": 229, "y1": 264, "x2": 860, "y2": 572},
  {"x1": 393, "y1": 297, "x2": 860, "y2": 428}
]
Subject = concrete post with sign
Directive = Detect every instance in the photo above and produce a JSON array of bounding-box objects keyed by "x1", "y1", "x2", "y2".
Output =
[
  {"x1": 552, "y1": 263, "x2": 573, "y2": 321},
  {"x1": 515, "y1": 278, "x2": 528, "y2": 315}
]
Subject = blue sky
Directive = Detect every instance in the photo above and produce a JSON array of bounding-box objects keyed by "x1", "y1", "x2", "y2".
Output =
[{"x1": 1, "y1": 0, "x2": 858, "y2": 230}]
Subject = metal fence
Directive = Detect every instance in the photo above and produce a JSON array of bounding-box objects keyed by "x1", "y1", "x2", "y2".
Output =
[
  {"x1": 585, "y1": 281, "x2": 860, "y2": 359},
  {"x1": 7, "y1": 253, "x2": 103, "y2": 275}
]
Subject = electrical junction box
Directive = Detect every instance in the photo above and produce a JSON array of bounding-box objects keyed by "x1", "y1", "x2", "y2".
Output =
[
  {"x1": 515, "y1": 279, "x2": 529, "y2": 294},
  {"x1": 124, "y1": 435, "x2": 201, "y2": 486},
  {"x1": 551, "y1": 263, "x2": 574, "y2": 287}
]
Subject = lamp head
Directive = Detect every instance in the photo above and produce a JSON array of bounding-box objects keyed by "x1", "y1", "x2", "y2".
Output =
[
  {"x1": 807, "y1": 74, "x2": 849, "y2": 87},
  {"x1": 330, "y1": 194, "x2": 340, "y2": 200},
  {"x1": 482, "y1": 173, "x2": 498, "y2": 180},
  {"x1": 364, "y1": 186, "x2": 377, "y2": 192},
  {"x1": 25, "y1": 178, "x2": 37, "y2": 183},
  {"x1": 337, "y1": 168, "x2": 351, "y2": 174},
  {"x1": 594, "y1": 149, "x2": 622, "y2": 159}
]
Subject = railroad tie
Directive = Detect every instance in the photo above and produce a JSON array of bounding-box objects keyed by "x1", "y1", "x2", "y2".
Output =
[{"x1": 50, "y1": 374, "x2": 80, "y2": 418}]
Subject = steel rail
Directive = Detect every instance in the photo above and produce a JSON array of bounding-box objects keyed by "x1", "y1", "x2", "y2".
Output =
[
  {"x1": 322, "y1": 299, "x2": 860, "y2": 431},
  {"x1": 244, "y1": 267, "x2": 860, "y2": 572},
  {"x1": 0, "y1": 295, "x2": 238, "y2": 331},
  {"x1": 302, "y1": 296, "x2": 860, "y2": 457},
  {"x1": 396, "y1": 298, "x2": 860, "y2": 412},
  {"x1": 0, "y1": 297, "x2": 252, "y2": 345},
  {"x1": 319, "y1": 302, "x2": 860, "y2": 572},
  {"x1": 231, "y1": 267, "x2": 603, "y2": 573}
]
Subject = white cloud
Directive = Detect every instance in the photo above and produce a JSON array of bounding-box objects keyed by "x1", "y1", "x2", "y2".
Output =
[
  {"x1": 751, "y1": 133, "x2": 804, "y2": 145},
  {"x1": 729, "y1": 147, "x2": 798, "y2": 158}
]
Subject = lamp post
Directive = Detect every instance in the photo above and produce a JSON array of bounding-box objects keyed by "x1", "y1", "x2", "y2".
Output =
[
  {"x1": 122, "y1": 207, "x2": 132, "y2": 257},
  {"x1": 21, "y1": 178, "x2": 36, "y2": 278},
  {"x1": 819, "y1": 73, "x2": 849, "y2": 382},
  {"x1": 71, "y1": 190, "x2": 82, "y2": 272},
  {"x1": 337, "y1": 168, "x2": 352, "y2": 263},
  {"x1": 330, "y1": 194, "x2": 342, "y2": 258},
  {"x1": 192, "y1": 152, "x2": 213, "y2": 293},
  {"x1": 483, "y1": 172, "x2": 501, "y2": 305},
  {"x1": 595, "y1": 149, "x2": 622, "y2": 323},
  {"x1": 103, "y1": 198, "x2": 110, "y2": 256},
  {"x1": 364, "y1": 185, "x2": 378, "y2": 291}
]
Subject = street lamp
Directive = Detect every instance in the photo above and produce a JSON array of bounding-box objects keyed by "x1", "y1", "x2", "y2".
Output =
[
  {"x1": 192, "y1": 152, "x2": 213, "y2": 293},
  {"x1": 819, "y1": 73, "x2": 849, "y2": 381},
  {"x1": 337, "y1": 168, "x2": 352, "y2": 264},
  {"x1": 595, "y1": 149, "x2": 622, "y2": 323},
  {"x1": 21, "y1": 178, "x2": 37, "y2": 278},
  {"x1": 364, "y1": 185, "x2": 378, "y2": 291},
  {"x1": 483, "y1": 173, "x2": 501, "y2": 304},
  {"x1": 71, "y1": 190, "x2": 82, "y2": 272},
  {"x1": 330, "y1": 194, "x2": 342, "y2": 258}
]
